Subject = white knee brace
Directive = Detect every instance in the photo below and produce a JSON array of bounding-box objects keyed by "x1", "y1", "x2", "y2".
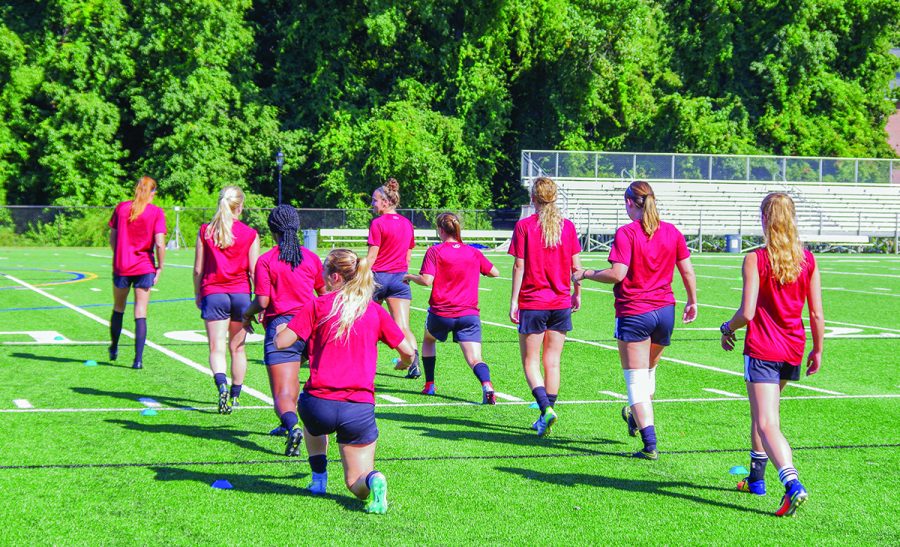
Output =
[
  {"x1": 624, "y1": 369, "x2": 651, "y2": 407},
  {"x1": 648, "y1": 366, "x2": 657, "y2": 398}
]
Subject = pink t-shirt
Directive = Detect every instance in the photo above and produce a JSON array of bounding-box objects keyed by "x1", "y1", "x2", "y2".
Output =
[
  {"x1": 608, "y1": 220, "x2": 690, "y2": 317},
  {"x1": 254, "y1": 246, "x2": 325, "y2": 326},
  {"x1": 368, "y1": 214, "x2": 415, "y2": 273},
  {"x1": 199, "y1": 221, "x2": 258, "y2": 297},
  {"x1": 108, "y1": 201, "x2": 167, "y2": 276},
  {"x1": 287, "y1": 292, "x2": 406, "y2": 404},
  {"x1": 744, "y1": 248, "x2": 816, "y2": 366},
  {"x1": 420, "y1": 241, "x2": 494, "y2": 317},
  {"x1": 508, "y1": 215, "x2": 581, "y2": 310}
]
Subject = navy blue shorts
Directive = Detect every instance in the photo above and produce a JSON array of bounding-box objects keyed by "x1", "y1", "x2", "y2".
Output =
[
  {"x1": 373, "y1": 272, "x2": 412, "y2": 301},
  {"x1": 744, "y1": 356, "x2": 800, "y2": 383},
  {"x1": 298, "y1": 392, "x2": 378, "y2": 445},
  {"x1": 113, "y1": 273, "x2": 155, "y2": 290},
  {"x1": 264, "y1": 315, "x2": 307, "y2": 366},
  {"x1": 200, "y1": 293, "x2": 251, "y2": 322},
  {"x1": 518, "y1": 308, "x2": 573, "y2": 335},
  {"x1": 426, "y1": 313, "x2": 482, "y2": 343},
  {"x1": 614, "y1": 305, "x2": 675, "y2": 346}
]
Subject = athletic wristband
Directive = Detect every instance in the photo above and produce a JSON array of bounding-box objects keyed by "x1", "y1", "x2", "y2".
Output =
[{"x1": 720, "y1": 321, "x2": 734, "y2": 336}]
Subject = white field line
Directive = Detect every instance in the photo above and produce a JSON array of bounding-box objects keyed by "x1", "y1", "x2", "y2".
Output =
[
  {"x1": 0, "y1": 273, "x2": 274, "y2": 405},
  {"x1": 0, "y1": 341, "x2": 109, "y2": 346},
  {"x1": 492, "y1": 392, "x2": 524, "y2": 402},
  {"x1": 13, "y1": 399, "x2": 32, "y2": 409},
  {"x1": 702, "y1": 388, "x2": 743, "y2": 398},
  {"x1": 598, "y1": 390, "x2": 628, "y2": 399},
  {"x1": 873, "y1": 287, "x2": 892, "y2": 291},
  {"x1": 138, "y1": 398, "x2": 162, "y2": 408},
  {"x1": 411, "y1": 305, "x2": 845, "y2": 395},
  {"x1": 3, "y1": 393, "x2": 897, "y2": 413},
  {"x1": 824, "y1": 287, "x2": 900, "y2": 298},
  {"x1": 819, "y1": 269, "x2": 900, "y2": 279},
  {"x1": 90, "y1": 288, "x2": 101, "y2": 292},
  {"x1": 376, "y1": 394, "x2": 407, "y2": 404}
]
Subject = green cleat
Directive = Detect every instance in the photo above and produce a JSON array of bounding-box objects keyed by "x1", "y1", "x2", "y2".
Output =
[
  {"x1": 535, "y1": 407, "x2": 557, "y2": 437},
  {"x1": 364, "y1": 473, "x2": 388, "y2": 514},
  {"x1": 633, "y1": 448, "x2": 659, "y2": 460}
]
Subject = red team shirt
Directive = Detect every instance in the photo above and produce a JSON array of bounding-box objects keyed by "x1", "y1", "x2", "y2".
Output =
[
  {"x1": 287, "y1": 292, "x2": 406, "y2": 404},
  {"x1": 608, "y1": 220, "x2": 690, "y2": 318},
  {"x1": 368, "y1": 214, "x2": 415, "y2": 273},
  {"x1": 744, "y1": 248, "x2": 816, "y2": 366},
  {"x1": 199, "y1": 221, "x2": 258, "y2": 297},
  {"x1": 508, "y1": 215, "x2": 581, "y2": 310},
  {"x1": 254, "y1": 246, "x2": 325, "y2": 326},
  {"x1": 420, "y1": 242, "x2": 494, "y2": 317},
  {"x1": 108, "y1": 201, "x2": 167, "y2": 276}
]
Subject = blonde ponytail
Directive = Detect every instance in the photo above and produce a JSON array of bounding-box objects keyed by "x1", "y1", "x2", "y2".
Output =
[
  {"x1": 531, "y1": 177, "x2": 563, "y2": 247},
  {"x1": 205, "y1": 186, "x2": 245, "y2": 249},
  {"x1": 323, "y1": 249, "x2": 375, "y2": 340},
  {"x1": 626, "y1": 181, "x2": 660, "y2": 238},
  {"x1": 761, "y1": 193, "x2": 805, "y2": 284},
  {"x1": 129, "y1": 176, "x2": 157, "y2": 222}
]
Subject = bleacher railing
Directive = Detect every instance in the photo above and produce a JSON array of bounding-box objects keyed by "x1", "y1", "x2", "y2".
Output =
[{"x1": 521, "y1": 150, "x2": 900, "y2": 185}]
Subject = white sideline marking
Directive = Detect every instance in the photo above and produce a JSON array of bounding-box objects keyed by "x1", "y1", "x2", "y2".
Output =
[
  {"x1": 411, "y1": 305, "x2": 844, "y2": 395},
  {"x1": 824, "y1": 287, "x2": 900, "y2": 298},
  {"x1": 819, "y1": 269, "x2": 900, "y2": 279},
  {"x1": 3, "y1": 393, "x2": 896, "y2": 413},
  {"x1": 873, "y1": 287, "x2": 891, "y2": 291},
  {"x1": 376, "y1": 394, "x2": 407, "y2": 404},
  {"x1": 702, "y1": 388, "x2": 743, "y2": 398},
  {"x1": 138, "y1": 398, "x2": 161, "y2": 408},
  {"x1": 0, "y1": 331, "x2": 69, "y2": 344},
  {"x1": 598, "y1": 390, "x2": 627, "y2": 400},
  {"x1": 13, "y1": 399, "x2": 32, "y2": 409},
  {"x1": 90, "y1": 288, "x2": 101, "y2": 292},
  {"x1": 0, "y1": 341, "x2": 109, "y2": 346},
  {"x1": 0, "y1": 273, "x2": 274, "y2": 405},
  {"x1": 493, "y1": 392, "x2": 524, "y2": 402}
]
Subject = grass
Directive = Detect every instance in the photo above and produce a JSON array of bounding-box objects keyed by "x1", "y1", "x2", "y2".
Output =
[{"x1": 0, "y1": 247, "x2": 898, "y2": 545}]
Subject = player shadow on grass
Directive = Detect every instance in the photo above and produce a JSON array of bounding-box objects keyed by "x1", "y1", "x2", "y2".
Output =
[
  {"x1": 496, "y1": 467, "x2": 769, "y2": 515},
  {"x1": 149, "y1": 466, "x2": 361, "y2": 510},
  {"x1": 11, "y1": 352, "x2": 88, "y2": 365},
  {"x1": 376, "y1": 411, "x2": 625, "y2": 454},
  {"x1": 72, "y1": 387, "x2": 209, "y2": 409},
  {"x1": 106, "y1": 419, "x2": 271, "y2": 454},
  {"x1": 374, "y1": 374, "x2": 477, "y2": 404}
]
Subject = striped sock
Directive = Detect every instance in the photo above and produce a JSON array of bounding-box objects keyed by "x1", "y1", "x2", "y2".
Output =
[
  {"x1": 749, "y1": 451, "x2": 768, "y2": 481},
  {"x1": 778, "y1": 466, "x2": 799, "y2": 487}
]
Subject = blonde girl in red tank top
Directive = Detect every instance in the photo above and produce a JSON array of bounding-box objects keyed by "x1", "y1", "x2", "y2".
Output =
[{"x1": 720, "y1": 192, "x2": 824, "y2": 517}]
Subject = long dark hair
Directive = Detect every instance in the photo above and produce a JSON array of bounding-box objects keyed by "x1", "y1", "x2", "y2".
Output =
[{"x1": 267, "y1": 205, "x2": 303, "y2": 270}]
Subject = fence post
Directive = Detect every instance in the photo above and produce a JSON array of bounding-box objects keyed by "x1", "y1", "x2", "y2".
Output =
[
  {"x1": 854, "y1": 160, "x2": 859, "y2": 183},
  {"x1": 746, "y1": 157, "x2": 750, "y2": 181},
  {"x1": 671, "y1": 155, "x2": 676, "y2": 182},
  {"x1": 595, "y1": 152, "x2": 599, "y2": 179},
  {"x1": 633, "y1": 154, "x2": 637, "y2": 178},
  {"x1": 555, "y1": 152, "x2": 559, "y2": 178},
  {"x1": 698, "y1": 210, "x2": 703, "y2": 254},
  {"x1": 895, "y1": 213, "x2": 899, "y2": 255},
  {"x1": 819, "y1": 158, "x2": 823, "y2": 182},
  {"x1": 708, "y1": 156, "x2": 712, "y2": 181}
]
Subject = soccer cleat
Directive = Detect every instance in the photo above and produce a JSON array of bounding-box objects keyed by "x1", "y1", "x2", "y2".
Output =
[
  {"x1": 108, "y1": 346, "x2": 118, "y2": 362},
  {"x1": 775, "y1": 481, "x2": 808, "y2": 517},
  {"x1": 285, "y1": 426, "x2": 303, "y2": 457},
  {"x1": 364, "y1": 473, "x2": 388, "y2": 514},
  {"x1": 269, "y1": 425, "x2": 288, "y2": 436},
  {"x1": 535, "y1": 407, "x2": 557, "y2": 437},
  {"x1": 230, "y1": 397, "x2": 240, "y2": 409},
  {"x1": 482, "y1": 390, "x2": 496, "y2": 405},
  {"x1": 737, "y1": 477, "x2": 767, "y2": 496},
  {"x1": 131, "y1": 361, "x2": 143, "y2": 370},
  {"x1": 531, "y1": 418, "x2": 541, "y2": 431},
  {"x1": 217, "y1": 387, "x2": 232, "y2": 415},
  {"x1": 404, "y1": 351, "x2": 421, "y2": 379},
  {"x1": 307, "y1": 472, "x2": 327, "y2": 495},
  {"x1": 421, "y1": 382, "x2": 436, "y2": 395},
  {"x1": 621, "y1": 405, "x2": 639, "y2": 437},
  {"x1": 633, "y1": 448, "x2": 659, "y2": 460}
]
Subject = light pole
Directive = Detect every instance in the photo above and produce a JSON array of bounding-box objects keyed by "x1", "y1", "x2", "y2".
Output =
[{"x1": 276, "y1": 149, "x2": 284, "y2": 205}]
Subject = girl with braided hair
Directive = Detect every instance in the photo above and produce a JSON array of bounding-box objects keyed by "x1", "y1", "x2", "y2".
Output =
[
  {"x1": 243, "y1": 205, "x2": 326, "y2": 456},
  {"x1": 194, "y1": 186, "x2": 260, "y2": 414}
]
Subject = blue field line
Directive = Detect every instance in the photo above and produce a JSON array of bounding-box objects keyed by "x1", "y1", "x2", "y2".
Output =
[{"x1": 0, "y1": 297, "x2": 194, "y2": 313}]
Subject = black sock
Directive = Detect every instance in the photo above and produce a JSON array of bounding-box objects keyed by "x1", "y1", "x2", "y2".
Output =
[
  {"x1": 472, "y1": 363, "x2": 491, "y2": 384},
  {"x1": 531, "y1": 387, "x2": 551, "y2": 414},
  {"x1": 547, "y1": 393, "x2": 558, "y2": 407},
  {"x1": 423, "y1": 355, "x2": 436, "y2": 383},
  {"x1": 309, "y1": 454, "x2": 327, "y2": 474},
  {"x1": 749, "y1": 450, "x2": 768, "y2": 482},
  {"x1": 365, "y1": 470, "x2": 380, "y2": 489},
  {"x1": 280, "y1": 411, "x2": 299, "y2": 431},
  {"x1": 110, "y1": 311, "x2": 124, "y2": 350},
  {"x1": 229, "y1": 384, "x2": 242, "y2": 399},
  {"x1": 213, "y1": 373, "x2": 227, "y2": 389},
  {"x1": 133, "y1": 318, "x2": 147, "y2": 363},
  {"x1": 640, "y1": 425, "x2": 657, "y2": 452}
]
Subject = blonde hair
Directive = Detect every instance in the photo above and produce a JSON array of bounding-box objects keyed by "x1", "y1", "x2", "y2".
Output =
[
  {"x1": 376, "y1": 178, "x2": 401, "y2": 209},
  {"x1": 625, "y1": 181, "x2": 660, "y2": 238},
  {"x1": 761, "y1": 193, "x2": 805, "y2": 284},
  {"x1": 531, "y1": 177, "x2": 562, "y2": 247},
  {"x1": 129, "y1": 176, "x2": 157, "y2": 222},
  {"x1": 205, "y1": 186, "x2": 245, "y2": 249},
  {"x1": 436, "y1": 212, "x2": 462, "y2": 242},
  {"x1": 323, "y1": 249, "x2": 375, "y2": 340}
]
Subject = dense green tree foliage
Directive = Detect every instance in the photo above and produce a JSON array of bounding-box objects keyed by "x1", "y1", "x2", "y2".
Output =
[{"x1": 1, "y1": 0, "x2": 897, "y2": 209}]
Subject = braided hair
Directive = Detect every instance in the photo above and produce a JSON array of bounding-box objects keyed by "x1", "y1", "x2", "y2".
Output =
[{"x1": 267, "y1": 205, "x2": 303, "y2": 270}]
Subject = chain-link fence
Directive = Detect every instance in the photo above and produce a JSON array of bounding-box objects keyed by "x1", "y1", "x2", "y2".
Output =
[{"x1": 0, "y1": 206, "x2": 521, "y2": 247}]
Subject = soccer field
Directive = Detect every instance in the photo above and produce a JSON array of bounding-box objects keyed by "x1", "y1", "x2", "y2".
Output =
[{"x1": 0, "y1": 247, "x2": 898, "y2": 544}]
